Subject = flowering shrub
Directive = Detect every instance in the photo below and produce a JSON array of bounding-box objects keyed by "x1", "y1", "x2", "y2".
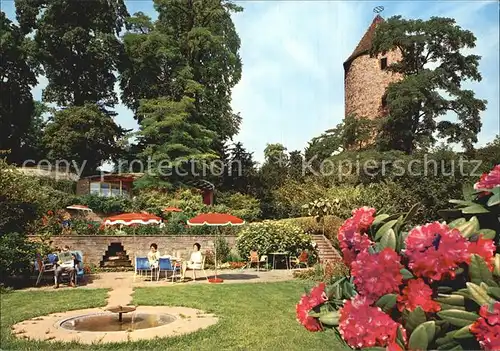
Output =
[
  {"x1": 296, "y1": 165, "x2": 500, "y2": 351},
  {"x1": 236, "y1": 221, "x2": 314, "y2": 258}
]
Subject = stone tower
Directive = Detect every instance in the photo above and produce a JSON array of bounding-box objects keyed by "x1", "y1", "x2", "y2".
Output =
[{"x1": 343, "y1": 15, "x2": 401, "y2": 120}]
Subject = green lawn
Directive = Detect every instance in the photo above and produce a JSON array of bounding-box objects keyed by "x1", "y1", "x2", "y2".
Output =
[{"x1": 1, "y1": 281, "x2": 346, "y2": 350}]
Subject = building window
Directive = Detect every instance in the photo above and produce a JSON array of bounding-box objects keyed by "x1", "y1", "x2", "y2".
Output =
[
  {"x1": 380, "y1": 57, "x2": 388, "y2": 70},
  {"x1": 381, "y1": 95, "x2": 388, "y2": 108},
  {"x1": 90, "y1": 182, "x2": 100, "y2": 195}
]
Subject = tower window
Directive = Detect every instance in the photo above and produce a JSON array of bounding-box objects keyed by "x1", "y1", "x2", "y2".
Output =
[
  {"x1": 380, "y1": 57, "x2": 388, "y2": 70},
  {"x1": 381, "y1": 95, "x2": 388, "y2": 108}
]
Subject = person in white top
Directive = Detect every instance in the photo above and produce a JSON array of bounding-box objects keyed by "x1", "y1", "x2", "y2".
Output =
[
  {"x1": 181, "y1": 243, "x2": 203, "y2": 280},
  {"x1": 147, "y1": 243, "x2": 160, "y2": 269}
]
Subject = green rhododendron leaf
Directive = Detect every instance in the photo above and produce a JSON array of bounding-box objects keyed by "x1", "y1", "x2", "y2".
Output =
[
  {"x1": 374, "y1": 220, "x2": 398, "y2": 240},
  {"x1": 435, "y1": 294, "x2": 465, "y2": 306},
  {"x1": 372, "y1": 214, "x2": 389, "y2": 226},
  {"x1": 462, "y1": 204, "x2": 490, "y2": 214},
  {"x1": 401, "y1": 268, "x2": 414, "y2": 280},
  {"x1": 438, "y1": 302, "x2": 466, "y2": 311},
  {"x1": 409, "y1": 321, "x2": 434, "y2": 350},
  {"x1": 436, "y1": 340, "x2": 461, "y2": 350},
  {"x1": 437, "y1": 286, "x2": 454, "y2": 294},
  {"x1": 479, "y1": 229, "x2": 497, "y2": 240},
  {"x1": 403, "y1": 203, "x2": 420, "y2": 224},
  {"x1": 455, "y1": 220, "x2": 478, "y2": 238},
  {"x1": 436, "y1": 330, "x2": 457, "y2": 346},
  {"x1": 488, "y1": 286, "x2": 500, "y2": 299},
  {"x1": 318, "y1": 311, "x2": 339, "y2": 326},
  {"x1": 375, "y1": 294, "x2": 397, "y2": 313},
  {"x1": 453, "y1": 324, "x2": 474, "y2": 339},
  {"x1": 405, "y1": 306, "x2": 426, "y2": 333},
  {"x1": 470, "y1": 255, "x2": 493, "y2": 285},
  {"x1": 466, "y1": 282, "x2": 494, "y2": 306},
  {"x1": 448, "y1": 218, "x2": 466, "y2": 228},
  {"x1": 437, "y1": 309, "x2": 480, "y2": 327},
  {"x1": 487, "y1": 192, "x2": 500, "y2": 207},
  {"x1": 449, "y1": 199, "x2": 476, "y2": 207},
  {"x1": 379, "y1": 229, "x2": 396, "y2": 250},
  {"x1": 495, "y1": 254, "x2": 500, "y2": 277}
]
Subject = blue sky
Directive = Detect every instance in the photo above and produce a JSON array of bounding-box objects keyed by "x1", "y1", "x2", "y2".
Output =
[{"x1": 2, "y1": 0, "x2": 499, "y2": 163}]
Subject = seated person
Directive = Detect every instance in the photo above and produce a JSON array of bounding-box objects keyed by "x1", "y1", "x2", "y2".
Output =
[
  {"x1": 54, "y1": 245, "x2": 79, "y2": 288},
  {"x1": 147, "y1": 243, "x2": 160, "y2": 269},
  {"x1": 181, "y1": 243, "x2": 203, "y2": 279}
]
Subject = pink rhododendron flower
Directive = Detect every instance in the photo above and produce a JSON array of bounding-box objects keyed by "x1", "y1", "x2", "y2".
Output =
[
  {"x1": 295, "y1": 282, "x2": 328, "y2": 332},
  {"x1": 397, "y1": 278, "x2": 440, "y2": 313},
  {"x1": 470, "y1": 302, "x2": 500, "y2": 351},
  {"x1": 339, "y1": 295, "x2": 407, "y2": 349},
  {"x1": 351, "y1": 248, "x2": 403, "y2": 303},
  {"x1": 474, "y1": 164, "x2": 500, "y2": 190},
  {"x1": 351, "y1": 206, "x2": 377, "y2": 232},
  {"x1": 468, "y1": 235, "x2": 497, "y2": 270},
  {"x1": 404, "y1": 222, "x2": 470, "y2": 281},
  {"x1": 341, "y1": 232, "x2": 373, "y2": 268},
  {"x1": 337, "y1": 207, "x2": 376, "y2": 267}
]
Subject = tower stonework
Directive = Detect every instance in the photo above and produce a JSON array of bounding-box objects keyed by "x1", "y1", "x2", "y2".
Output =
[{"x1": 344, "y1": 15, "x2": 401, "y2": 120}]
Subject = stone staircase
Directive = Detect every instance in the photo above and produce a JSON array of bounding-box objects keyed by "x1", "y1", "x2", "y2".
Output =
[{"x1": 312, "y1": 235, "x2": 342, "y2": 263}]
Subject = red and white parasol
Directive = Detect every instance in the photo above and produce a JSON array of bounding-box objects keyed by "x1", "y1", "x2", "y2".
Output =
[
  {"x1": 103, "y1": 213, "x2": 162, "y2": 226},
  {"x1": 187, "y1": 213, "x2": 245, "y2": 283},
  {"x1": 162, "y1": 207, "x2": 183, "y2": 212},
  {"x1": 66, "y1": 205, "x2": 93, "y2": 212}
]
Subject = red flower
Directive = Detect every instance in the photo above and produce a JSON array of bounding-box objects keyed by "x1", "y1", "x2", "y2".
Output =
[
  {"x1": 351, "y1": 248, "x2": 403, "y2": 303},
  {"x1": 404, "y1": 222, "x2": 470, "y2": 281},
  {"x1": 338, "y1": 218, "x2": 358, "y2": 244},
  {"x1": 474, "y1": 165, "x2": 500, "y2": 190},
  {"x1": 470, "y1": 302, "x2": 500, "y2": 351},
  {"x1": 338, "y1": 211, "x2": 375, "y2": 268},
  {"x1": 295, "y1": 283, "x2": 328, "y2": 332},
  {"x1": 351, "y1": 206, "x2": 376, "y2": 232},
  {"x1": 47, "y1": 210, "x2": 54, "y2": 216},
  {"x1": 341, "y1": 232, "x2": 373, "y2": 268},
  {"x1": 468, "y1": 235, "x2": 496, "y2": 270},
  {"x1": 397, "y1": 278, "x2": 440, "y2": 313},
  {"x1": 339, "y1": 295, "x2": 407, "y2": 349}
]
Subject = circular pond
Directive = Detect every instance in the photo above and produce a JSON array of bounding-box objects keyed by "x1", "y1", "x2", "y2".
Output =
[{"x1": 59, "y1": 312, "x2": 176, "y2": 332}]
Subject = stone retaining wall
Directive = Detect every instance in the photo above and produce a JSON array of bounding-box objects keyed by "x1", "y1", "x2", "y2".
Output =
[{"x1": 29, "y1": 235, "x2": 237, "y2": 266}]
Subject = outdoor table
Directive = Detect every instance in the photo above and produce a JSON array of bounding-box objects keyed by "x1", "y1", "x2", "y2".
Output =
[{"x1": 268, "y1": 252, "x2": 290, "y2": 270}]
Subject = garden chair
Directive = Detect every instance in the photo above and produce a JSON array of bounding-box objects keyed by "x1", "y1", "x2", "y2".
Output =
[
  {"x1": 133, "y1": 256, "x2": 152, "y2": 282},
  {"x1": 290, "y1": 251, "x2": 309, "y2": 269},
  {"x1": 34, "y1": 253, "x2": 56, "y2": 286},
  {"x1": 184, "y1": 254, "x2": 208, "y2": 281},
  {"x1": 247, "y1": 251, "x2": 268, "y2": 271},
  {"x1": 72, "y1": 251, "x2": 85, "y2": 285},
  {"x1": 157, "y1": 257, "x2": 180, "y2": 282}
]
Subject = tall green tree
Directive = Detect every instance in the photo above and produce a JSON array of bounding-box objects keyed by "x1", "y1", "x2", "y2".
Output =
[
  {"x1": 18, "y1": 101, "x2": 49, "y2": 162},
  {"x1": 120, "y1": 0, "x2": 243, "y2": 150},
  {"x1": 371, "y1": 16, "x2": 487, "y2": 154},
  {"x1": 288, "y1": 150, "x2": 304, "y2": 181},
  {"x1": 43, "y1": 104, "x2": 125, "y2": 175},
  {"x1": 0, "y1": 12, "x2": 37, "y2": 164},
  {"x1": 220, "y1": 142, "x2": 258, "y2": 194},
  {"x1": 15, "y1": 0, "x2": 129, "y2": 108},
  {"x1": 134, "y1": 97, "x2": 218, "y2": 189}
]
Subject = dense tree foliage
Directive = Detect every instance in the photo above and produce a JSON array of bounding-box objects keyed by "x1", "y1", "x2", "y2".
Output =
[
  {"x1": 120, "y1": 0, "x2": 243, "y2": 156},
  {"x1": 15, "y1": 0, "x2": 128, "y2": 108},
  {"x1": 43, "y1": 104, "x2": 125, "y2": 175},
  {"x1": 371, "y1": 16, "x2": 487, "y2": 153},
  {"x1": 0, "y1": 12, "x2": 37, "y2": 164}
]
